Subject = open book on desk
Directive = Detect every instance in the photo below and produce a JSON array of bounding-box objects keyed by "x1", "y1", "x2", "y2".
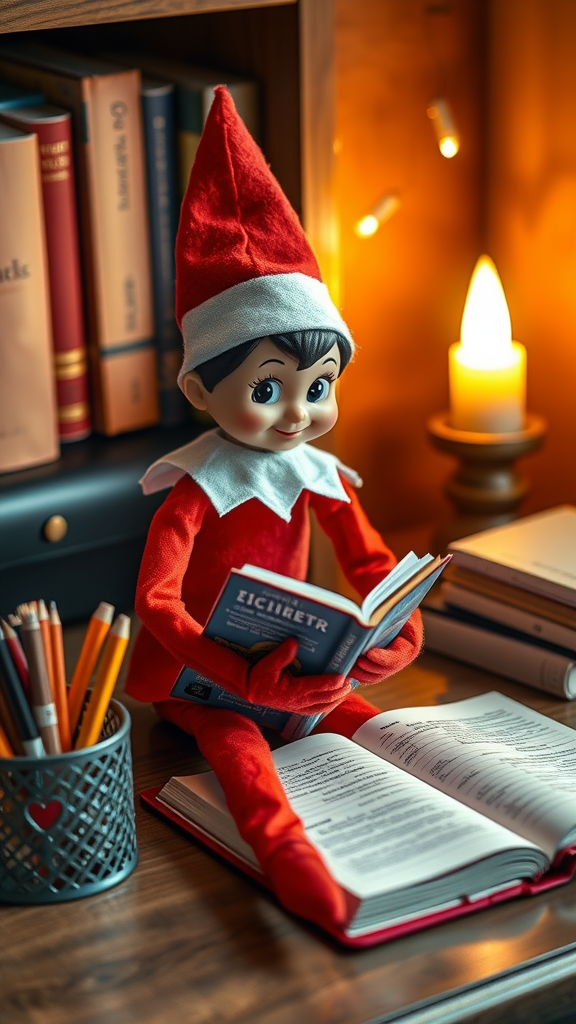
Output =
[
  {"x1": 141, "y1": 692, "x2": 576, "y2": 948},
  {"x1": 170, "y1": 550, "x2": 450, "y2": 739}
]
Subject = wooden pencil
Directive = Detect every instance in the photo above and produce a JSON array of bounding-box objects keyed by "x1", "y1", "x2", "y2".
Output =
[
  {"x1": 17, "y1": 604, "x2": 61, "y2": 756},
  {"x1": 48, "y1": 601, "x2": 71, "y2": 752},
  {"x1": 68, "y1": 601, "x2": 114, "y2": 736},
  {"x1": 37, "y1": 598, "x2": 56, "y2": 701},
  {"x1": 75, "y1": 614, "x2": 130, "y2": 750},
  {"x1": 0, "y1": 687, "x2": 23, "y2": 755},
  {"x1": 0, "y1": 718, "x2": 14, "y2": 758}
]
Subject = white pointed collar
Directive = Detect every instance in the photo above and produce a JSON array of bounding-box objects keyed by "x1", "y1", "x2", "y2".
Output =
[{"x1": 140, "y1": 428, "x2": 362, "y2": 522}]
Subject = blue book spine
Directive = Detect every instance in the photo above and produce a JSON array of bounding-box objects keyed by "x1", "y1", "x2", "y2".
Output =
[
  {"x1": 141, "y1": 80, "x2": 188, "y2": 427},
  {"x1": 0, "y1": 81, "x2": 45, "y2": 110}
]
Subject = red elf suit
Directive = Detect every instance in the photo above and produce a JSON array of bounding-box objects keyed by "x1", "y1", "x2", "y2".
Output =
[{"x1": 125, "y1": 87, "x2": 423, "y2": 930}]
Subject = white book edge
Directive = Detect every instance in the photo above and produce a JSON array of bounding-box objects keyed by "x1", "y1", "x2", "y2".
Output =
[{"x1": 422, "y1": 606, "x2": 576, "y2": 699}]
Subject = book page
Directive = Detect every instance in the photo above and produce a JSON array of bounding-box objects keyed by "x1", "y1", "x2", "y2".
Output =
[
  {"x1": 269, "y1": 734, "x2": 545, "y2": 900},
  {"x1": 243, "y1": 551, "x2": 427, "y2": 623},
  {"x1": 353, "y1": 692, "x2": 576, "y2": 859}
]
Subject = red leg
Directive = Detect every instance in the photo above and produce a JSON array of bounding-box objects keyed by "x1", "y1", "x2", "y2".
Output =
[
  {"x1": 311, "y1": 691, "x2": 379, "y2": 739},
  {"x1": 155, "y1": 699, "x2": 347, "y2": 928}
]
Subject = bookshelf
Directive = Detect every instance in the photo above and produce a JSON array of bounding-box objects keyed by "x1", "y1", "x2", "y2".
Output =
[
  {"x1": 0, "y1": 0, "x2": 339, "y2": 618},
  {"x1": 0, "y1": 0, "x2": 338, "y2": 287}
]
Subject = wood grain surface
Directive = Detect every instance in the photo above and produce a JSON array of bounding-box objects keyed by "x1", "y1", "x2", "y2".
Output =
[
  {"x1": 0, "y1": 0, "x2": 291, "y2": 34},
  {"x1": 2, "y1": 619, "x2": 576, "y2": 1024}
]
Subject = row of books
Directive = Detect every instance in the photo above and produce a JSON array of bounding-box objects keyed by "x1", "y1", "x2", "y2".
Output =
[
  {"x1": 0, "y1": 39, "x2": 259, "y2": 474},
  {"x1": 422, "y1": 505, "x2": 576, "y2": 700}
]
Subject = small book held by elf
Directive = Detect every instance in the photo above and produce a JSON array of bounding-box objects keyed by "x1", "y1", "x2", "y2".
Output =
[{"x1": 171, "y1": 550, "x2": 451, "y2": 739}]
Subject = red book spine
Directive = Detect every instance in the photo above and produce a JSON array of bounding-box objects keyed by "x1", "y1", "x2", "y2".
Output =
[{"x1": 2, "y1": 107, "x2": 91, "y2": 441}]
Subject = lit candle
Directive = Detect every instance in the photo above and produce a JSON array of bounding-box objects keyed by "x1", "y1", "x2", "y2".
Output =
[{"x1": 449, "y1": 255, "x2": 526, "y2": 433}]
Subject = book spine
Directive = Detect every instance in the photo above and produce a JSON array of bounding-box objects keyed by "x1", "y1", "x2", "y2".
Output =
[
  {"x1": 1, "y1": 109, "x2": 91, "y2": 442},
  {"x1": 422, "y1": 608, "x2": 576, "y2": 699},
  {"x1": 83, "y1": 71, "x2": 158, "y2": 435},
  {"x1": 442, "y1": 581, "x2": 576, "y2": 654},
  {"x1": 0, "y1": 54, "x2": 159, "y2": 436},
  {"x1": 0, "y1": 131, "x2": 59, "y2": 473},
  {"x1": 141, "y1": 84, "x2": 188, "y2": 426},
  {"x1": 176, "y1": 82, "x2": 202, "y2": 197},
  {"x1": 446, "y1": 563, "x2": 576, "y2": 629},
  {"x1": 451, "y1": 552, "x2": 576, "y2": 611}
]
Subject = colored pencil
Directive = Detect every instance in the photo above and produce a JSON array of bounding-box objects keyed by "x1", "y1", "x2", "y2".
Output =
[
  {"x1": 0, "y1": 718, "x2": 14, "y2": 758},
  {"x1": 0, "y1": 632, "x2": 45, "y2": 757},
  {"x1": 0, "y1": 687, "x2": 23, "y2": 755},
  {"x1": 75, "y1": 614, "x2": 130, "y2": 749},
  {"x1": 17, "y1": 604, "x2": 61, "y2": 756},
  {"x1": 37, "y1": 598, "x2": 56, "y2": 700},
  {"x1": 49, "y1": 601, "x2": 71, "y2": 752},
  {"x1": 1, "y1": 617, "x2": 30, "y2": 698},
  {"x1": 68, "y1": 601, "x2": 114, "y2": 735}
]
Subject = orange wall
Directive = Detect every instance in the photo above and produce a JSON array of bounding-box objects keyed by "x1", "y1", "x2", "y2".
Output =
[
  {"x1": 485, "y1": 0, "x2": 576, "y2": 514},
  {"x1": 333, "y1": 0, "x2": 485, "y2": 537},
  {"x1": 332, "y1": 0, "x2": 575, "y2": 541}
]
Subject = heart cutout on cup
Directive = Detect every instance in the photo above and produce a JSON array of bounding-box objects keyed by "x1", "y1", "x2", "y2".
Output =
[{"x1": 25, "y1": 800, "x2": 63, "y2": 831}]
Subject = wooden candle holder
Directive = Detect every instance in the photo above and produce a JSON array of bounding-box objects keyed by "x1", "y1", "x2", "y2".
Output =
[{"x1": 427, "y1": 412, "x2": 547, "y2": 548}]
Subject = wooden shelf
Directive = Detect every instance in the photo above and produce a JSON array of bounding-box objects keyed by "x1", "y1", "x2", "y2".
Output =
[{"x1": 0, "y1": 0, "x2": 292, "y2": 34}]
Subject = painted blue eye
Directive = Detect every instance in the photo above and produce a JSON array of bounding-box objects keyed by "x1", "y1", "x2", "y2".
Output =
[
  {"x1": 252, "y1": 379, "x2": 282, "y2": 404},
  {"x1": 307, "y1": 377, "x2": 331, "y2": 403}
]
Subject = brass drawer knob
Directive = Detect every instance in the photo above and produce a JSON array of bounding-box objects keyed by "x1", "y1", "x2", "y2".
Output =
[{"x1": 43, "y1": 515, "x2": 68, "y2": 543}]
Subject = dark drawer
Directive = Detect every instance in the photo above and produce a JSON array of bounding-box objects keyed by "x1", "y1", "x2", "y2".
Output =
[{"x1": 0, "y1": 424, "x2": 198, "y2": 622}]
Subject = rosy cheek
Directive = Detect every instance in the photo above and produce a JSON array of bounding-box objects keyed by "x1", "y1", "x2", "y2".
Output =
[{"x1": 238, "y1": 409, "x2": 266, "y2": 432}]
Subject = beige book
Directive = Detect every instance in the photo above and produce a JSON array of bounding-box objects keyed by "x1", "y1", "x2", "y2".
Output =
[
  {"x1": 443, "y1": 563, "x2": 576, "y2": 629},
  {"x1": 0, "y1": 125, "x2": 59, "y2": 473},
  {"x1": 448, "y1": 507, "x2": 576, "y2": 610},
  {"x1": 0, "y1": 43, "x2": 159, "y2": 435}
]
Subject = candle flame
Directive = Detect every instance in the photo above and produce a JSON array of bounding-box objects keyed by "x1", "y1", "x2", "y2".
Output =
[{"x1": 460, "y1": 255, "x2": 514, "y2": 369}]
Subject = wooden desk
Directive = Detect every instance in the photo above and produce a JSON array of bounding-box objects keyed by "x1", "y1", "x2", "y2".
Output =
[{"x1": 2, "y1": 630, "x2": 576, "y2": 1024}]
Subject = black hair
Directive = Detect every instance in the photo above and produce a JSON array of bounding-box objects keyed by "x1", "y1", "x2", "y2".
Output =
[{"x1": 194, "y1": 329, "x2": 352, "y2": 393}]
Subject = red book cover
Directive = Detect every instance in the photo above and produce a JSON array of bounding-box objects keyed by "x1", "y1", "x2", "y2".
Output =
[
  {"x1": 1, "y1": 104, "x2": 91, "y2": 441},
  {"x1": 141, "y1": 787, "x2": 576, "y2": 949}
]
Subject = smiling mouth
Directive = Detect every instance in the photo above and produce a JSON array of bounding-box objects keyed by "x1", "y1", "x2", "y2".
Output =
[{"x1": 274, "y1": 428, "x2": 304, "y2": 437}]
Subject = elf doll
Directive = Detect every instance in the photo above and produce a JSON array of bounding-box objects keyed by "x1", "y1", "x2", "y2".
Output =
[{"x1": 125, "y1": 87, "x2": 423, "y2": 931}]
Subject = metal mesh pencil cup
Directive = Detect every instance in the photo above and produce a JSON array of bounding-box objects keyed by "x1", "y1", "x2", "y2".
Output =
[{"x1": 0, "y1": 699, "x2": 137, "y2": 904}]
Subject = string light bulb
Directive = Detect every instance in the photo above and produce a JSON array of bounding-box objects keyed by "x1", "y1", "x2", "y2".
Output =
[
  {"x1": 354, "y1": 193, "x2": 401, "y2": 238},
  {"x1": 427, "y1": 98, "x2": 460, "y2": 158}
]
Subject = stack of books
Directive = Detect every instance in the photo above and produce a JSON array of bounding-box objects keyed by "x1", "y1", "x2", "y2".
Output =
[{"x1": 422, "y1": 506, "x2": 576, "y2": 699}]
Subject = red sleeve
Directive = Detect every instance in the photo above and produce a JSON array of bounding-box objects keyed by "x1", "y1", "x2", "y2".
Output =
[
  {"x1": 310, "y1": 478, "x2": 398, "y2": 600},
  {"x1": 310, "y1": 479, "x2": 423, "y2": 683},
  {"x1": 134, "y1": 475, "x2": 251, "y2": 693}
]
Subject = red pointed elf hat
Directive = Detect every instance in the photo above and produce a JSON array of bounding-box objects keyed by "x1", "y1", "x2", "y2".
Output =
[{"x1": 176, "y1": 86, "x2": 353, "y2": 386}]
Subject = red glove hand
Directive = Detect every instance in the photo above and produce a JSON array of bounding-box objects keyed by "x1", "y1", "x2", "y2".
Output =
[
  {"x1": 350, "y1": 609, "x2": 424, "y2": 685},
  {"x1": 247, "y1": 637, "x2": 352, "y2": 715}
]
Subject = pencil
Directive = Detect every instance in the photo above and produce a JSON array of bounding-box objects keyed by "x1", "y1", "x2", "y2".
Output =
[
  {"x1": 68, "y1": 602, "x2": 114, "y2": 736},
  {"x1": 0, "y1": 687, "x2": 23, "y2": 755},
  {"x1": 0, "y1": 718, "x2": 14, "y2": 758},
  {"x1": 17, "y1": 604, "x2": 61, "y2": 756},
  {"x1": 75, "y1": 614, "x2": 130, "y2": 750},
  {"x1": 48, "y1": 601, "x2": 71, "y2": 752},
  {"x1": 0, "y1": 632, "x2": 45, "y2": 758},
  {"x1": 37, "y1": 599, "x2": 56, "y2": 701},
  {"x1": 1, "y1": 617, "x2": 30, "y2": 699}
]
